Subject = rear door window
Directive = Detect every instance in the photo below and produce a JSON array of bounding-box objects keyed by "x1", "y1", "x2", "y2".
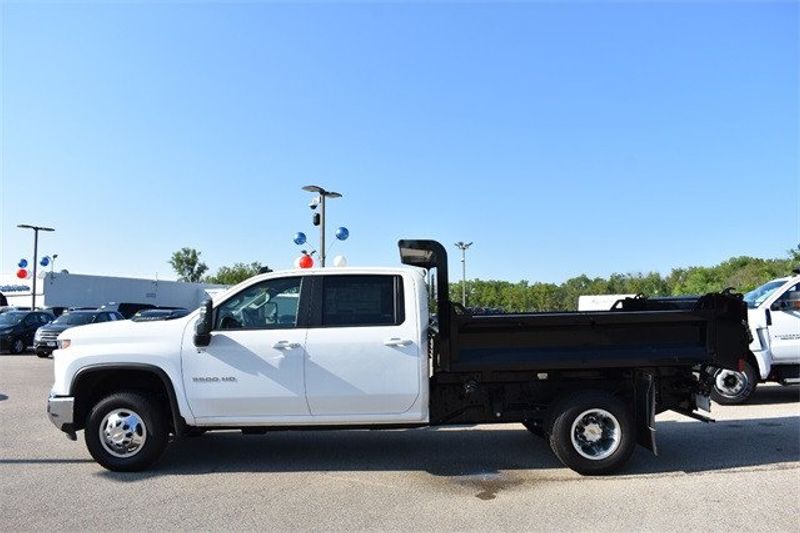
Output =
[{"x1": 321, "y1": 275, "x2": 404, "y2": 327}]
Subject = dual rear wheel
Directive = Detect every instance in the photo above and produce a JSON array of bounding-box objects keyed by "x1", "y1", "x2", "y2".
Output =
[{"x1": 525, "y1": 391, "x2": 636, "y2": 475}]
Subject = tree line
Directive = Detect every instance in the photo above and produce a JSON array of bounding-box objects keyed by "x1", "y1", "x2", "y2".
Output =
[
  {"x1": 170, "y1": 246, "x2": 799, "y2": 312},
  {"x1": 452, "y1": 247, "x2": 799, "y2": 312}
]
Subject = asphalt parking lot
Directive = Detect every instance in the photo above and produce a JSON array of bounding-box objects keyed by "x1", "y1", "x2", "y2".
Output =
[{"x1": 1, "y1": 354, "x2": 798, "y2": 532}]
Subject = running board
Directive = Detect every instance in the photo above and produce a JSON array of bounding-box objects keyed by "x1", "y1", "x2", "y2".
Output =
[
  {"x1": 780, "y1": 378, "x2": 800, "y2": 386},
  {"x1": 672, "y1": 408, "x2": 715, "y2": 423}
]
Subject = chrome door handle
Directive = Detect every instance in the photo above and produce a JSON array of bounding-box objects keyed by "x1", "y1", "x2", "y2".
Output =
[
  {"x1": 273, "y1": 340, "x2": 301, "y2": 349},
  {"x1": 384, "y1": 337, "x2": 412, "y2": 347}
]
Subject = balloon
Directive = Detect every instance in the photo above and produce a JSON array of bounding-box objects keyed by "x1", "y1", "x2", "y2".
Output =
[
  {"x1": 333, "y1": 255, "x2": 347, "y2": 267},
  {"x1": 335, "y1": 227, "x2": 349, "y2": 241},
  {"x1": 293, "y1": 232, "x2": 307, "y2": 245},
  {"x1": 18, "y1": 259, "x2": 28, "y2": 268},
  {"x1": 25, "y1": 269, "x2": 32, "y2": 279},
  {"x1": 40, "y1": 256, "x2": 50, "y2": 267},
  {"x1": 16, "y1": 268, "x2": 27, "y2": 279},
  {"x1": 298, "y1": 254, "x2": 314, "y2": 269},
  {"x1": 293, "y1": 257, "x2": 302, "y2": 268}
]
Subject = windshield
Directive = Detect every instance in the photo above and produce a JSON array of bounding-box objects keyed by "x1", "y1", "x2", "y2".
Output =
[
  {"x1": 743, "y1": 280, "x2": 787, "y2": 309},
  {"x1": 0, "y1": 312, "x2": 26, "y2": 326},
  {"x1": 53, "y1": 312, "x2": 96, "y2": 326}
]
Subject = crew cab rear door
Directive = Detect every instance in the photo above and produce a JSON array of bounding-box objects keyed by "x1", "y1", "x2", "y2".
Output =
[{"x1": 303, "y1": 274, "x2": 421, "y2": 416}]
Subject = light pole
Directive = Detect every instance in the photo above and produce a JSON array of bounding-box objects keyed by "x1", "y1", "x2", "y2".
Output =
[
  {"x1": 17, "y1": 224, "x2": 55, "y2": 309},
  {"x1": 302, "y1": 185, "x2": 342, "y2": 267},
  {"x1": 454, "y1": 241, "x2": 473, "y2": 307}
]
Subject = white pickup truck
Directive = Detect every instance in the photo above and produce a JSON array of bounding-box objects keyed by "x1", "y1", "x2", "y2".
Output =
[
  {"x1": 48, "y1": 240, "x2": 750, "y2": 475},
  {"x1": 578, "y1": 271, "x2": 800, "y2": 404},
  {"x1": 712, "y1": 272, "x2": 800, "y2": 404}
]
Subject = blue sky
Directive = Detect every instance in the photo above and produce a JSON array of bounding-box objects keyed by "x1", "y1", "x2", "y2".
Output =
[{"x1": 1, "y1": 1, "x2": 797, "y2": 283}]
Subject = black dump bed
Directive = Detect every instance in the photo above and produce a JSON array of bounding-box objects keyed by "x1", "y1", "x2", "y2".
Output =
[{"x1": 399, "y1": 240, "x2": 750, "y2": 374}]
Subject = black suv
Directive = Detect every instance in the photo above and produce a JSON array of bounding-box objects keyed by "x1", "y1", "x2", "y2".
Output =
[
  {"x1": 0, "y1": 311, "x2": 55, "y2": 354},
  {"x1": 34, "y1": 309, "x2": 124, "y2": 357}
]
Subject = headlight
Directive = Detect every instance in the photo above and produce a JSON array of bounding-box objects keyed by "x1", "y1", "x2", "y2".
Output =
[
  {"x1": 34, "y1": 330, "x2": 43, "y2": 340},
  {"x1": 57, "y1": 339, "x2": 71, "y2": 350}
]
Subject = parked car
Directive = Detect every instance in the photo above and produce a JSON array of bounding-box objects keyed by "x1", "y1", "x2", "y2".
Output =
[
  {"x1": 99, "y1": 302, "x2": 156, "y2": 319},
  {"x1": 0, "y1": 310, "x2": 54, "y2": 354},
  {"x1": 131, "y1": 308, "x2": 190, "y2": 322},
  {"x1": 34, "y1": 310, "x2": 124, "y2": 358}
]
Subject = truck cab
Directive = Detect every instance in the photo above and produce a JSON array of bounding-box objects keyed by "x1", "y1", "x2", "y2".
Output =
[
  {"x1": 181, "y1": 267, "x2": 429, "y2": 425},
  {"x1": 713, "y1": 273, "x2": 800, "y2": 404}
]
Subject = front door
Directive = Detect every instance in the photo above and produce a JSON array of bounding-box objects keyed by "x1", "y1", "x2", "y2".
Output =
[
  {"x1": 304, "y1": 274, "x2": 421, "y2": 416},
  {"x1": 182, "y1": 276, "x2": 310, "y2": 420},
  {"x1": 769, "y1": 282, "x2": 800, "y2": 363}
]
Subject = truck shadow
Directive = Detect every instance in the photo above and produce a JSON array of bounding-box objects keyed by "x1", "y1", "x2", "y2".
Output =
[{"x1": 96, "y1": 415, "x2": 799, "y2": 482}]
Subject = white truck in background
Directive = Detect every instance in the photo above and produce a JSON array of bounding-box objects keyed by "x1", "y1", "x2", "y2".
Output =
[{"x1": 579, "y1": 271, "x2": 800, "y2": 404}]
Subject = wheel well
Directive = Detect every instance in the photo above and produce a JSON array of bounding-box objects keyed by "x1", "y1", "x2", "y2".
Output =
[{"x1": 71, "y1": 367, "x2": 183, "y2": 434}]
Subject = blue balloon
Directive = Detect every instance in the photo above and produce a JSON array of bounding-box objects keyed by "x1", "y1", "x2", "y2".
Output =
[
  {"x1": 336, "y1": 227, "x2": 349, "y2": 241},
  {"x1": 40, "y1": 256, "x2": 50, "y2": 267},
  {"x1": 293, "y1": 232, "x2": 307, "y2": 245},
  {"x1": 18, "y1": 259, "x2": 28, "y2": 268}
]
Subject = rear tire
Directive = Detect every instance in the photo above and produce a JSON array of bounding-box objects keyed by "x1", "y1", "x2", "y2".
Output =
[
  {"x1": 711, "y1": 361, "x2": 757, "y2": 405},
  {"x1": 548, "y1": 391, "x2": 635, "y2": 475},
  {"x1": 85, "y1": 392, "x2": 169, "y2": 472},
  {"x1": 36, "y1": 351, "x2": 50, "y2": 358}
]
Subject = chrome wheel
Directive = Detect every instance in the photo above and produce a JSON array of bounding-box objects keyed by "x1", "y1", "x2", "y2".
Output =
[
  {"x1": 570, "y1": 408, "x2": 621, "y2": 460},
  {"x1": 99, "y1": 409, "x2": 147, "y2": 458},
  {"x1": 715, "y1": 369, "x2": 747, "y2": 398}
]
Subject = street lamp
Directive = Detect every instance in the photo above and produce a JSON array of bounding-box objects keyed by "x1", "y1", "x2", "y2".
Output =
[
  {"x1": 302, "y1": 185, "x2": 342, "y2": 267},
  {"x1": 454, "y1": 241, "x2": 473, "y2": 307},
  {"x1": 17, "y1": 224, "x2": 55, "y2": 309}
]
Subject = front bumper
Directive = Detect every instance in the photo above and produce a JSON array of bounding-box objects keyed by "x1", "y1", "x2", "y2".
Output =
[
  {"x1": 34, "y1": 341, "x2": 56, "y2": 355},
  {"x1": 47, "y1": 395, "x2": 77, "y2": 440}
]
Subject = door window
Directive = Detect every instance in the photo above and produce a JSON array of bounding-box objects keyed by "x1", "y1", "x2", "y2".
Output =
[
  {"x1": 215, "y1": 277, "x2": 302, "y2": 330},
  {"x1": 321, "y1": 275, "x2": 404, "y2": 327},
  {"x1": 775, "y1": 283, "x2": 800, "y2": 311}
]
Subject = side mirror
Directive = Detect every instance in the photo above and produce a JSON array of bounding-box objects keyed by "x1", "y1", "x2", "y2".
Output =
[{"x1": 194, "y1": 299, "x2": 213, "y2": 347}]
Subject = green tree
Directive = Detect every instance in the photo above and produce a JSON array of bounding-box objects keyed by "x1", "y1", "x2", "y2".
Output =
[
  {"x1": 206, "y1": 262, "x2": 265, "y2": 285},
  {"x1": 169, "y1": 247, "x2": 208, "y2": 282}
]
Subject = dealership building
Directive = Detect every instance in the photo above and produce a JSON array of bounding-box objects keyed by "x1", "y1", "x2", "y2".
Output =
[{"x1": 0, "y1": 272, "x2": 225, "y2": 311}]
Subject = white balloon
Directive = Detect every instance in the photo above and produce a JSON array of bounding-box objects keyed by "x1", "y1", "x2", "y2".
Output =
[
  {"x1": 293, "y1": 257, "x2": 302, "y2": 268},
  {"x1": 25, "y1": 270, "x2": 32, "y2": 279},
  {"x1": 38, "y1": 271, "x2": 47, "y2": 279},
  {"x1": 333, "y1": 255, "x2": 347, "y2": 267}
]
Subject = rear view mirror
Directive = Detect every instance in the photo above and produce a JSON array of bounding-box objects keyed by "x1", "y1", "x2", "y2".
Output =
[{"x1": 194, "y1": 299, "x2": 213, "y2": 347}]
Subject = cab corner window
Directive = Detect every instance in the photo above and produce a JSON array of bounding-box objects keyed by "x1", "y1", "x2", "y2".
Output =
[
  {"x1": 322, "y1": 275, "x2": 404, "y2": 327},
  {"x1": 215, "y1": 277, "x2": 302, "y2": 330}
]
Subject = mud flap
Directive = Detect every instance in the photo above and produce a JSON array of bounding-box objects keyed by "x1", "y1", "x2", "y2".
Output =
[{"x1": 634, "y1": 371, "x2": 657, "y2": 455}]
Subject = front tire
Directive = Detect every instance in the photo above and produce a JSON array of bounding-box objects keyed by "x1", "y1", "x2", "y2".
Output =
[
  {"x1": 711, "y1": 361, "x2": 757, "y2": 405},
  {"x1": 9, "y1": 338, "x2": 25, "y2": 354},
  {"x1": 548, "y1": 391, "x2": 635, "y2": 475},
  {"x1": 85, "y1": 392, "x2": 169, "y2": 472}
]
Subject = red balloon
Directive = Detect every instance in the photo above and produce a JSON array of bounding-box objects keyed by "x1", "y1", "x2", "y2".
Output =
[
  {"x1": 16, "y1": 268, "x2": 27, "y2": 279},
  {"x1": 299, "y1": 254, "x2": 314, "y2": 269}
]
